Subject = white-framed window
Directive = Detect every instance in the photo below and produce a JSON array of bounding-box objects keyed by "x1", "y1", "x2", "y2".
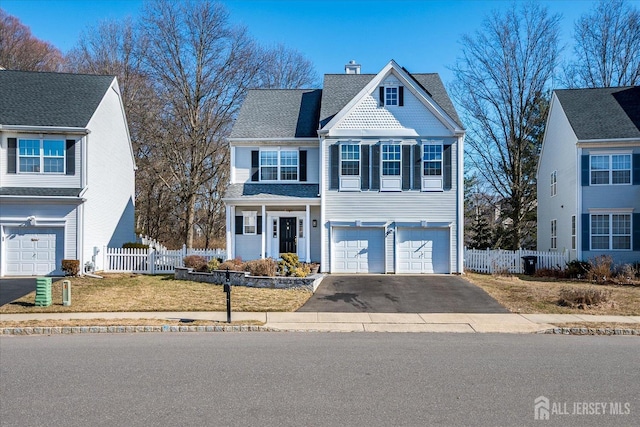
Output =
[
  {"x1": 298, "y1": 219, "x2": 304, "y2": 238},
  {"x1": 243, "y1": 211, "x2": 257, "y2": 235},
  {"x1": 381, "y1": 144, "x2": 401, "y2": 176},
  {"x1": 18, "y1": 138, "x2": 65, "y2": 174},
  {"x1": 385, "y1": 86, "x2": 398, "y2": 106},
  {"x1": 551, "y1": 219, "x2": 557, "y2": 250},
  {"x1": 260, "y1": 149, "x2": 298, "y2": 181},
  {"x1": 590, "y1": 154, "x2": 631, "y2": 185},
  {"x1": 423, "y1": 142, "x2": 443, "y2": 177},
  {"x1": 340, "y1": 144, "x2": 360, "y2": 176},
  {"x1": 550, "y1": 170, "x2": 557, "y2": 197},
  {"x1": 591, "y1": 213, "x2": 631, "y2": 250},
  {"x1": 571, "y1": 215, "x2": 576, "y2": 250}
]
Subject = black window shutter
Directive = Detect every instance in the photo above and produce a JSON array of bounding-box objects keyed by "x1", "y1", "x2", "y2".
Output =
[
  {"x1": 65, "y1": 139, "x2": 76, "y2": 175},
  {"x1": 7, "y1": 137, "x2": 17, "y2": 174},
  {"x1": 299, "y1": 150, "x2": 307, "y2": 182},
  {"x1": 360, "y1": 144, "x2": 370, "y2": 190},
  {"x1": 413, "y1": 144, "x2": 422, "y2": 190},
  {"x1": 443, "y1": 145, "x2": 452, "y2": 190},
  {"x1": 633, "y1": 213, "x2": 640, "y2": 251},
  {"x1": 329, "y1": 144, "x2": 339, "y2": 190},
  {"x1": 257, "y1": 216, "x2": 262, "y2": 234},
  {"x1": 402, "y1": 145, "x2": 411, "y2": 190},
  {"x1": 399, "y1": 86, "x2": 404, "y2": 106},
  {"x1": 633, "y1": 154, "x2": 640, "y2": 185},
  {"x1": 379, "y1": 87, "x2": 384, "y2": 106},
  {"x1": 371, "y1": 144, "x2": 380, "y2": 190},
  {"x1": 581, "y1": 155, "x2": 589, "y2": 186},
  {"x1": 581, "y1": 214, "x2": 590, "y2": 251},
  {"x1": 251, "y1": 151, "x2": 259, "y2": 182},
  {"x1": 235, "y1": 216, "x2": 243, "y2": 235}
]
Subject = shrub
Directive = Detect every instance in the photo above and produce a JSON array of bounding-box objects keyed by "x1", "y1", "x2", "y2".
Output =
[
  {"x1": 293, "y1": 264, "x2": 311, "y2": 277},
  {"x1": 243, "y1": 258, "x2": 278, "y2": 277},
  {"x1": 566, "y1": 260, "x2": 590, "y2": 279},
  {"x1": 122, "y1": 242, "x2": 149, "y2": 249},
  {"x1": 534, "y1": 267, "x2": 565, "y2": 279},
  {"x1": 183, "y1": 255, "x2": 208, "y2": 272},
  {"x1": 61, "y1": 259, "x2": 80, "y2": 276},
  {"x1": 218, "y1": 258, "x2": 244, "y2": 271},
  {"x1": 558, "y1": 287, "x2": 611, "y2": 308},
  {"x1": 587, "y1": 255, "x2": 613, "y2": 284},
  {"x1": 615, "y1": 263, "x2": 639, "y2": 284},
  {"x1": 278, "y1": 253, "x2": 301, "y2": 276},
  {"x1": 207, "y1": 258, "x2": 220, "y2": 272}
]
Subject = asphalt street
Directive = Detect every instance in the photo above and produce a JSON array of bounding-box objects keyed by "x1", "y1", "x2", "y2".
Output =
[
  {"x1": 1, "y1": 333, "x2": 638, "y2": 426},
  {"x1": 299, "y1": 274, "x2": 509, "y2": 313}
]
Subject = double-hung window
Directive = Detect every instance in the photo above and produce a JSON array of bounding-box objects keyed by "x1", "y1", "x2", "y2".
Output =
[
  {"x1": 591, "y1": 213, "x2": 631, "y2": 250},
  {"x1": 550, "y1": 170, "x2": 557, "y2": 197},
  {"x1": 551, "y1": 219, "x2": 557, "y2": 250},
  {"x1": 381, "y1": 144, "x2": 401, "y2": 176},
  {"x1": 18, "y1": 139, "x2": 65, "y2": 173},
  {"x1": 340, "y1": 144, "x2": 360, "y2": 176},
  {"x1": 243, "y1": 211, "x2": 257, "y2": 235},
  {"x1": 385, "y1": 86, "x2": 398, "y2": 106},
  {"x1": 260, "y1": 150, "x2": 298, "y2": 181},
  {"x1": 590, "y1": 154, "x2": 631, "y2": 185},
  {"x1": 423, "y1": 143, "x2": 443, "y2": 177}
]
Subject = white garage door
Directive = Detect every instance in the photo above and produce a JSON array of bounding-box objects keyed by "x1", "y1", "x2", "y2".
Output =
[
  {"x1": 332, "y1": 227, "x2": 385, "y2": 273},
  {"x1": 4, "y1": 227, "x2": 64, "y2": 276},
  {"x1": 397, "y1": 228, "x2": 450, "y2": 274}
]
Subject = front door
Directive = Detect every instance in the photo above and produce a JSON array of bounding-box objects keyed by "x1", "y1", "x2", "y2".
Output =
[{"x1": 279, "y1": 217, "x2": 297, "y2": 254}]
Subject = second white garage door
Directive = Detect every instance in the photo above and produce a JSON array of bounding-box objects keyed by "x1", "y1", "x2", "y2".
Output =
[
  {"x1": 397, "y1": 228, "x2": 450, "y2": 274},
  {"x1": 332, "y1": 227, "x2": 385, "y2": 273}
]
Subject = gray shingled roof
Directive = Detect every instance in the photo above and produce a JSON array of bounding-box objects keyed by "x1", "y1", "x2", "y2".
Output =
[
  {"x1": 0, "y1": 187, "x2": 83, "y2": 197},
  {"x1": 555, "y1": 86, "x2": 640, "y2": 140},
  {"x1": 224, "y1": 184, "x2": 320, "y2": 200},
  {"x1": 229, "y1": 89, "x2": 322, "y2": 139},
  {"x1": 0, "y1": 70, "x2": 114, "y2": 127}
]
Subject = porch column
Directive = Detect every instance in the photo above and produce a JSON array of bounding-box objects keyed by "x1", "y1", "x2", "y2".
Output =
[
  {"x1": 226, "y1": 205, "x2": 234, "y2": 260},
  {"x1": 261, "y1": 205, "x2": 266, "y2": 259},
  {"x1": 305, "y1": 204, "x2": 311, "y2": 263}
]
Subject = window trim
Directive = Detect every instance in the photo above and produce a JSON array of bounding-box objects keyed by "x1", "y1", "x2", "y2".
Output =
[
  {"x1": 243, "y1": 211, "x2": 257, "y2": 235},
  {"x1": 421, "y1": 140, "x2": 444, "y2": 191},
  {"x1": 17, "y1": 138, "x2": 66, "y2": 174},
  {"x1": 590, "y1": 153, "x2": 631, "y2": 186},
  {"x1": 381, "y1": 143, "x2": 401, "y2": 177},
  {"x1": 384, "y1": 86, "x2": 398, "y2": 106},
  {"x1": 259, "y1": 148, "x2": 299, "y2": 182},
  {"x1": 551, "y1": 219, "x2": 557, "y2": 250},
  {"x1": 590, "y1": 213, "x2": 632, "y2": 251},
  {"x1": 340, "y1": 143, "x2": 360, "y2": 177},
  {"x1": 550, "y1": 170, "x2": 557, "y2": 197}
]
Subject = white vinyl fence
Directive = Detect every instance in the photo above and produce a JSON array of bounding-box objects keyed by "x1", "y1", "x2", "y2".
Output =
[
  {"x1": 464, "y1": 248, "x2": 569, "y2": 274},
  {"x1": 103, "y1": 245, "x2": 226, "y2": 274}
]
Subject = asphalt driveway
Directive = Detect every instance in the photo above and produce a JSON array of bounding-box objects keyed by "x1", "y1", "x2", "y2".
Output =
[
  {"x1": 298, "y1": 275, "x2": 509, "y2": 313},
  {"x1": 0, "y1": 278, "x2": 60, "y2": 306}
]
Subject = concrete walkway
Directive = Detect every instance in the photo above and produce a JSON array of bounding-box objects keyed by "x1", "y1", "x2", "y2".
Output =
[{"x1": 2, "y1": 311, "x2": 640, "y2": 333}]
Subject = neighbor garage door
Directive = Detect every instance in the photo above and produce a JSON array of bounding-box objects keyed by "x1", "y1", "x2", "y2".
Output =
[
  {"x1": 397, "y1": 228, "x2": 450, "y2": 273},
  {"x1": 4, "y1": 227, "x2": 64, "y2": 276},
  {"x1": 332, "y1": 227, "x2": 385, "y2": 273}
]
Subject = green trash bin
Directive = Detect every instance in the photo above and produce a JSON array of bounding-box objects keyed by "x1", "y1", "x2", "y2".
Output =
[{"x1": 35, "y1": 277, "x2": 52, "y2": 307}]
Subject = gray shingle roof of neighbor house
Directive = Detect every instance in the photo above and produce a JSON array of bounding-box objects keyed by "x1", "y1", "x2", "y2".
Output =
[
  {"x1": 224, "y1": 184, "x2": 320, "y2": 200},
  {"x1": 0, "y1": 70, "x2": 114, "y2": 127},
  {"x1": 229, "y1": 89, "x2": 322, "y2": 138},
  {"x1": 0, "y1": 187, "x2": 83, "y2": 197},
  {"x1": 555, "y1": 86, "x2": 640, "y2": 140}
]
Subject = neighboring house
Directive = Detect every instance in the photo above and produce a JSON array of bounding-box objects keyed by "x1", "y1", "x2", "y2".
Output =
[
  {"x1": 224, "y1": 60, "x2": 465, "y2": 273},
  {"x1": 537, "y1": 86, "x2": 640, "y2": 265},
  {"x1": 0, "y1": 70, "x2": 136, "y2": 276}
]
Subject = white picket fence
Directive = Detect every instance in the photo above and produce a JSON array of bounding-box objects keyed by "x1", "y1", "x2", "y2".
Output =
[
  {"x1": 103, "y1": 245, "x2": 226, "y2": 274},
  {"x1": 464, "y1": 248, "x2": 569, "y2": 274}
]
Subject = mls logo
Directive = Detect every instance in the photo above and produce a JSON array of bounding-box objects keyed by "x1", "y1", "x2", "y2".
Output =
[{"x1": 534, "y1": 396, "x2": 550, "y2": 420}]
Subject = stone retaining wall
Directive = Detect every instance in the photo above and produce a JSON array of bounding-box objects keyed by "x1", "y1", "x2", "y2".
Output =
[{"x1": 174, "y1": 267, "x2": 323, "y2": 291}]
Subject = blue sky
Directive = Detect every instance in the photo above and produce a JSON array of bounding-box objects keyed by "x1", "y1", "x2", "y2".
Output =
[{"x1": 1, "y1": 0, "x2": 614, "y2": 86}]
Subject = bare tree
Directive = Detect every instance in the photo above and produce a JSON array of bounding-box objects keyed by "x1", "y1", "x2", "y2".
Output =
[
  {"x1": 452, "y1": 2, "x2": 560, "y2": 250},
  {"x1": 0, "y1": 9, "x2": 63, "y2": 71},
  {"x1": 563, "y1": 0, "x2": 640, "y2": 88},
  {"x1": 258, "y1": 43, "x2": 318, "y2": 88},
  {"x1": 140, "y1": 0, "x2": 262, "y2": 247}
]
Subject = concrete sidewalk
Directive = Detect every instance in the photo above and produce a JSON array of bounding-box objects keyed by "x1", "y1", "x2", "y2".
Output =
[{"x1": 2, "y1": 311, "x2": 640, "y2": 333}]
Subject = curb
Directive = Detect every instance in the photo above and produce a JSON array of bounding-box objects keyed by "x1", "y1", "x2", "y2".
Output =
[
  {"x1": 0, "y1": 325, "x2": 280, "y2": 335},
  {"x1": 541, "y1": 327, "x2": 640, "y2": 336}
]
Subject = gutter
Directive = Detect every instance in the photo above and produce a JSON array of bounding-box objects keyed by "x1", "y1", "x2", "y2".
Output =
[{"x1": 0, "y1": 125, "x2": 90, "y2": 135}]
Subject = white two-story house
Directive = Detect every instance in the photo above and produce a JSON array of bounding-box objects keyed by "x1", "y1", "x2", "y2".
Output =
[
  {"x1": 0, "y1": 70, "x2": 136, "y2": 276},
  {"x1": 537, "y1": 86, "x2": 640, "y2": 265},
  {"x1": 224, "y1": 60, "x2": 465, "y2": 273}
]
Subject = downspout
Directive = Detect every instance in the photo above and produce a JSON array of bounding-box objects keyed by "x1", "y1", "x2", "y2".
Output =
[{"x1": 457, "y1": 133, "x2": 465, "y2": 274}]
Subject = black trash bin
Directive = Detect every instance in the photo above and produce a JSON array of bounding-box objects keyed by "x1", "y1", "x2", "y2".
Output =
[{"x1": 522, "y1": 256, "x2": 537, "y2": 275}]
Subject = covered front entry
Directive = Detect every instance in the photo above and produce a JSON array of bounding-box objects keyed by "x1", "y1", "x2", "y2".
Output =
[
  {"x1": 396, "y1": 227, "x2": 450, "y2": 273},
  {"x1": 332, "y1": 227, "x2": 385, "y2": 273},
  {"x1": 4, "y1": 227, "x2": 64, "y2": 276},
  {"x1": 266, "y1": 211, "x2": 308, "y2": 261}
]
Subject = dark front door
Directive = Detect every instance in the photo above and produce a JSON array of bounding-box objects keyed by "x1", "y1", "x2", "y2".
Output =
[{"x1": 279, "y1": 217, "x2": 297, "y2": 254}]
